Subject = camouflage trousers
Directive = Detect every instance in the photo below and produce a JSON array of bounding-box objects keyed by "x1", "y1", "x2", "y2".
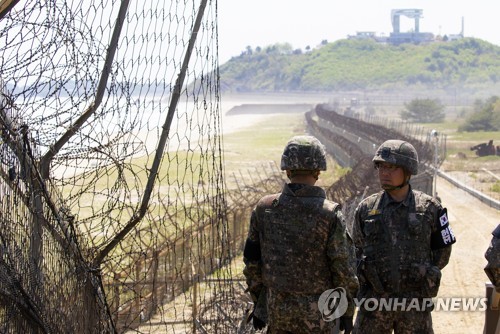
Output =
[
  {"x1": 353, "y1": 307, "x2": 433, "y2": 334},
  {"x1": 265, "y1": 289, "x2": 337, "y2": 334}
]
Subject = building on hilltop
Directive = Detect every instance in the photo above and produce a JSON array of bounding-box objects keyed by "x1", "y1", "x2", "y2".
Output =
[{"x1": 347, "y1": 9, "x2": 463, "y2": 45}]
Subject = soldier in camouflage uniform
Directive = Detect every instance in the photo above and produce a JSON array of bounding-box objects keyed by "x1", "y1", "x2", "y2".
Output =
[
  {"x1": 485, "y1": 224, "x2": 500, "y2": 291},
  {"x1": 484, "y1": 224, "x2": 500, "y2": 333},
  {"x1": 352, "y1": 140, "x2": 456, "y2": 334},
  {"x1": 243, "y1": 135, "x2": 359, "y2": 333}
]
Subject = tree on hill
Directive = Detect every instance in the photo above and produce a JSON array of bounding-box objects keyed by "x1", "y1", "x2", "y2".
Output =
[
  {"x1": 459, "y1": 96, "x2": 500, "y2": 131},
  {"x1": 400, "y1": 98, "x2": 445, "y2": 123}
]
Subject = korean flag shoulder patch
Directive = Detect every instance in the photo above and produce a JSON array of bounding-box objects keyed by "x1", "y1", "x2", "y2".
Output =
[{"x1": 431, "y1": 208, "x2": 457, "y2": 249}]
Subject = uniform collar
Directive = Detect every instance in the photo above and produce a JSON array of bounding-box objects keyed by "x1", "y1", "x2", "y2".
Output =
[
  {"x1": 382, "y1": 185, "x2": 413, "y2": 207},
  {"x1": 283, "y1": 183, "x2": 326, "y2": 198}
]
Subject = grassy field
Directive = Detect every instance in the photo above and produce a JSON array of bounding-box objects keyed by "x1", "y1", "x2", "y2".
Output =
[
  {"x1": 221, "y1": 112, "x2": 348, "y2": 189},
  {"x1": 407, "y1": 117, "x2": 500, "y2": 200},
  {"x1": 418, "y1": 120, "x2": 500, "y2": 157}
]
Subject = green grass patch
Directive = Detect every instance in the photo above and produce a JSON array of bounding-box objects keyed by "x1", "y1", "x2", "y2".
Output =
[
  {"x1": 222, "y1": 113, "x2": 344, "y2": 187},
  {"x1": 222, "y1": 113, "x2": 307, "y2": 162},
  {"x1": 415, "y1": 119, "x2": 500, "y2": 164},
  {"x1": 416, "y1": 121, "x2": 463, "y2": 134},
  {"x1": 448, "y1": 130, "x2": 500, "y2": 141}
]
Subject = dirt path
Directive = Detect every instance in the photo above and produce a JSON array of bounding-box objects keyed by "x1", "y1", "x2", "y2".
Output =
[{"x1": 433, "y1": 176, "x2": 499, "y2": 333}]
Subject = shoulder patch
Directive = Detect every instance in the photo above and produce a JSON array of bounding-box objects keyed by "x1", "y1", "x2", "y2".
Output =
[
  {"x1": 431, "y1": 208, "x2": 456, "y2": 249},
  {"x1": 438, "y1": 208, "x2": 449, "y2": 227}
]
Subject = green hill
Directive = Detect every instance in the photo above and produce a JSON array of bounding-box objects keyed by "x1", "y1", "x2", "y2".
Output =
[{"x1": 219, "y1": 38, "x2": 500, "y2": 93}]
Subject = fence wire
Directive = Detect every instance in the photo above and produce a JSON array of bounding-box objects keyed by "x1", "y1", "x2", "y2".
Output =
[{"x1": 0, "y1": 0, "x2": 229, "y2": 333}]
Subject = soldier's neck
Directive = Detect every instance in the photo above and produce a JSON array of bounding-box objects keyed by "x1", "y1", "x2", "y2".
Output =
[
  {"x1": 386, "y1": 184, "x2": 410, "y2": 202},
  {"x1": 289, "y1": 174, "x2": 317, "y2": 186}
]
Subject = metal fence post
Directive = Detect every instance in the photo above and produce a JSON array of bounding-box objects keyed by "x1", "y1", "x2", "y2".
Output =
[{"x1": 483, "y1": 282, "x2": 500, "y2": 334}]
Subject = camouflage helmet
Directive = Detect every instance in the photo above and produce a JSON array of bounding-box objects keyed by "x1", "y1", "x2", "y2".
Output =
[
  {"x1": 280, "y1": 135, "x2": 327, "y2": 171},
  {"x1": 373, "y1": 140, "x2": 419, "y2": 175}
]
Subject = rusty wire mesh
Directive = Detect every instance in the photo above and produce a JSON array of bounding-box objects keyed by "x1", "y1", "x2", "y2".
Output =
[{"x1": 0, "y1": 0, "x2": 232, "y2": 333}]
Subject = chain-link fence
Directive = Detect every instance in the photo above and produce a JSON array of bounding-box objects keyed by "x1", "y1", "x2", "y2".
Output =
[{"x1": 1, "y1": 0, "x2": 229, "y2": 332}]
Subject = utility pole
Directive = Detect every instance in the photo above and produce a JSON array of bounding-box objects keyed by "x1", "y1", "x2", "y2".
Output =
[{"x1": 430, "y1": 129, "x2": 439, "y2": 198}]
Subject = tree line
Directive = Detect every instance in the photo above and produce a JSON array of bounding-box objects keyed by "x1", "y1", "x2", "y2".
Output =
[
  {"x1": 401, "y1": 96, "x2": 500, "y2": 132},
  {"x1": 219, "y1": 38, "x2": 500, "y2": 93}
]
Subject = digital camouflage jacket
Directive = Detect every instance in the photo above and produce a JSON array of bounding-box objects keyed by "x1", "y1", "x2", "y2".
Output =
[
  {"x1": 243, "y1": 183, "x2": 359, "y2": 332},
  {"x1": 352, "y1": 186, "x2": 456, "y2": 299},
  {"x1": 485, "y1": 224, "x2": 500, "y2": 291}
]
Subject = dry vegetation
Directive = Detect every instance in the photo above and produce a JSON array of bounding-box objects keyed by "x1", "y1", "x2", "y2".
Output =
[{"x1": 441, "y1": 136, "x2": 500, "y2": 202}]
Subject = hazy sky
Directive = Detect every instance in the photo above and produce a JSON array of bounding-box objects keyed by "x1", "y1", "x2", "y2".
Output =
[{"x1": 217, "y1": 0, "x2": 500, "y2": 63}]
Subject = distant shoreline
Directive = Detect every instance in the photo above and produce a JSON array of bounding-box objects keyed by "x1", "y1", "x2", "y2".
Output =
[{"x1": 225, "y1": 103, "x2": 313, "y2": 115}]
